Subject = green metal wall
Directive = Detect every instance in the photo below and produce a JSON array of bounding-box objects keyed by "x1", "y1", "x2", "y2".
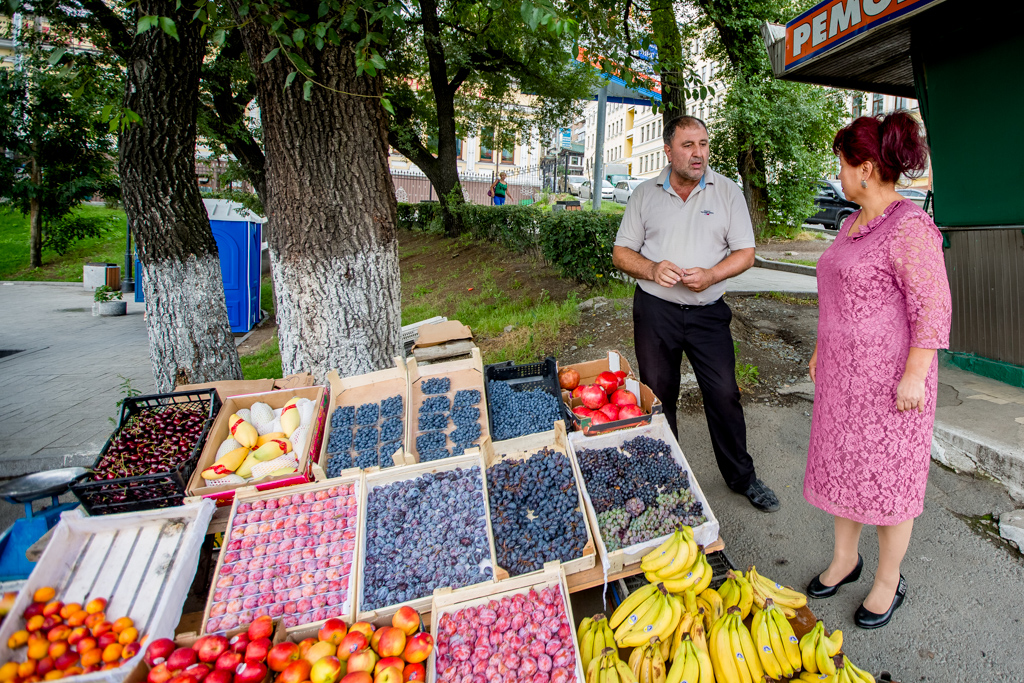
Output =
[{"x1": 913, "y1": 7, "x2": 1024, "y2": 227}]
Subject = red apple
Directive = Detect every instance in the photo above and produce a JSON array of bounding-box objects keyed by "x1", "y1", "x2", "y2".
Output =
[
  {"x1": 195, "y1": 635, "x2": 230, "y2": 664},
  {"x1": 297, "y1": 638, "x2": 318, "y2": 659},
  {"x1": 245, "y1": 637, "x2": 272, "y2": 664},
  {"x1": 580, "y1": 385, "x2": 607, "y2": 410},
  {"x1": 234, "y1": 661, "x2": 267, "y2": 683},
  {"x1": 558, "y1": 369, "x2": 580, "y2": 391},
  {"x1": 598, "y1": 404, "x2": 619, "y2": 421},
  {"x1": 185, "y1": 663, "x2": 212, "y2": 682},
  {"x1": 613, "y1": 370, "x2": 628, "y2": 384},
  {"x1": 618, "y1": 404, "x2": 645, "y2": 419},
  {"x1": 309, "y1": 656, "x2": 342, "y2": 683},
  {"x1": 229, "y1": 633, "x2": 251, "y2": 655},
  {"x1": 168, "y1": 647, "x2": 199, "y2": 672},
  {"x1": 337, "y1": 633, "x2": 367, "y2": 662},
  {"x1": 168, "y1": 673, "x2": 201, "y2": 683},
  {"x1": 373, "y1": 667, "x2": 402, "y2": 683},
  {"x1": 214, "y1": 651, "x2": 243, "y2": 672},
  {"x1": 572, "y1": 406, "x2": 594, "y2": 418},
  {"x1": 375, "y1": 630, "x2": 405, "y2": 660},
  {"x1": 278, "y1": 659, "x2": 313, "y2": 683},
  {"x1": 348, "y1": 623, "x2": 375, "y2": 642},
  {"x1": 148, "y1": 663, "x2": 174, "y2": 683},
  {"x1": 247, "y1": 616, "x2": 274, "y2": 642},
  {"x1": 318, "y1": 619, "x2": 348, "y2": 646},
  {"x1": 402, "y1": 663, "x2": 425, "y2": 683},
  {"x1": 610, "y1": 389, "x2": 637, "y2": 407},
  {"x1": 205, "y1": 670, "x2": 233, "y2": 683},
  {"x1": 391, "y1": 606, "x2": 420, "y2": 637},
  {"x1": 340, "y1": 673, "x2": 372, "y2": 683},
  {"x1": 346, "y1": 649, "x2": 377, "y2": 674},
  {"x1": 595, "y1": 371, "x2": 619, "y2": 394},
  {"x1": 374, "y1": 658, "x2": 405, "y2": 677},
  {"x1": 400, "y1": 634, "x2": 433, "y2": 665},
  {"x1": 267, "y1": 642, "x2": 301, "y2": 672}
]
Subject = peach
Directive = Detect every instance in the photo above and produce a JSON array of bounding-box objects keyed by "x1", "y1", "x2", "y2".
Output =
[
  {"x1": 80, "y1": 648, "x2": 102, "y2": 668},
  {"x1": 345, "y1": 649, "x2": 377, "y2": 675},
  {"x1": 302, "y1": 640, "x2": 336, "y2": 664},
  {"x1": 402, "y1": 663, "x2": 425, "y2": 682},
  {"x1": 247, "y1": 615, "x2": 274, "y2": 641},
  {"x1": 101, "y1": 643, "x2": 123, "y2": 663},
  {"x1": 374, "y1": 658, "x2": 404, "y2": 676},
  {"x1": 309, "y1": 656, "x2": 342, "y2": 683},
  {"x1": 112, "y1": 617, "x2": 134, "y2": 634},
  {"x1": 42, "y1": 615, "x2": 62, "y2": 632},
  {"x1": 297, "y1": 638, "x2": 318, "y2": 659},
  {"x1": 348, "y1": 623, "x2": 374, "y2": 642},
  {"x1": 318, "y1": 618, "x2": 347, "y2": 646},
  {"x1": 372, "y1": 667, "x2": 402, "y2": 683},
  {"x1": 77, "y1": 636, "x2": 98, "y2": 654},
  {"x1": 36, "y1": 659, "x2": 54, "y2": 676},
  {"x1": 8, "y1": 629, "x2": 29, "y2": 648},
  {"x1": 375, "y1": 630, "x2": 405, "y2": 659},
  {"x1": 267, "y1": 642, "x2": 300, "y2": 672},
  {"x1": 277, "y1": 659, "x2": 312, "y2": 683},
  {"x1": 67, "y1": 627, "x2": 89, "y2": 646},
  {"x1": 390, "y1": 607, "x2": 420, "y2": 637},
  {"x1": 339, "y1": 672, "x2": 372, "y2": 683},
  {"x1": 97, "y1": 632, "x2": 120, "y2": 650},
  {"x1": 400, "y1": 634, "x2": 432, "y2": 665},
  {"x1": 85, "y1": 598, "x2": 107, "y2": 615},
  {"x1": 337, "y1": 633, "x2": 367, "y2": 662},
  {"x1": 122, "y1": 642, "x2": 142, "y2": 660},
  {"x1": 42, "y1": 602, "x2": 64, "y2": 618},
  {"x1": 54, "y1": 652, "x2": 79, "y2": 671},
  {"x1": 84, "y1": 612, "x2": 106, "y2": 629},
  {"x1": 92, "y1": 621, "x2": 114, "y2": 638},
  {"x1": 33, "y1": 587, "x2": 56, "y2": 603},
  {"x1": 59, "y1": 604, "x2": 81, "y2": 620}
]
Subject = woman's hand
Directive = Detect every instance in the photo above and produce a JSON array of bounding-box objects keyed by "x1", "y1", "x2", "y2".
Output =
[
  {"x1": 896, "y1": 372, "x2": 927, "y2": 412},
  {"x1": 808, "y1": 343, "x2": 818, "y2": 383}
]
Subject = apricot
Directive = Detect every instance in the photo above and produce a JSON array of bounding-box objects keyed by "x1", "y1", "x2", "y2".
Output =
[
  {"x1": 77, "y1": 636, "x2": 98, "y2": 653},
  {"x1": 85, "y1": 598, "x2": 107, "y2": 615},
  {"x1": 80, "y1": 648, "x2": 102, "y2": 668},
  {"x1": 84, "y1": 613, "x2": 105, "y2": 629},
  {"x1": 33, "y1": 587, "x2": 56, "y2": 603},
  {"x1": 59, "y1": 604, "x2": 82, "y2": 620},
  {"x1": 112, "y1": 617, "x2": 133, "y2": 634},
  {"x1": 118, "y1": 627, "x2": 138, "y2": 645},
  {"x1": 47, "y1": 626, "x2": 71, "y2": 643},
  {"x1": 26, "y1": 615, "x2": 46, "y2": 632},
  {"x1": 91, "y1": 621, "x2": 113, "y2": 638},
  {"x1": 28, "y1": 635, "x2": 51, "y2": 660},
  {"x1": 17, "y1": 660, "x2": 36, "y2": 678},
  {"x1": 63, "y1": 668, "x2": 83, "y2": 677},
  {"x1": 8, "y1": 629, "x2": 29, "y2": 648},
  {"x1": 42, "y1": 602, "x2": 63, "y2": 618},
  {"x1": 67, "y1": 627, "x2": 88, "y2": 646},
  {"x1": 101, "y1": 643, "x2": 122, "y2": 663},
  {"x1": 101, "y1": 662, "x2": 120, "y2": 670},
  {"x1": 48, "y1": 641, "x2": 69, "y2": 659},
  {"x1": 66, "y1": 610, "x2": 88, "y2": 627},
  {"x1": 43, "y1": 671, "x2": 63, "y2": 680},
  {"x1": 0, "y1": 662, "x2": 18, "y2": 683}
]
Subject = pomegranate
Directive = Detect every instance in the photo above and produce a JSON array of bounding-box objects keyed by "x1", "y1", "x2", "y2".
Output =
[
  {"x1": 572, "y1": 406, "x2": 594, "y2": 418},
  {"x1": 618, "y1": 404, "x2": 645, "y2": 419},
  {"x1": 558, "y1": 369, "x2": 580, "y2": 391},
  {"x1": 585, "y1": 412, "x2": 611, "y2": 433},
  {"x1": 571, "y1": 386, "x2": 584, "y2": 399},
  {"x1": 613, "y1": 370, "x2": 628, "y2": 385},
  {"x1": 595, "y1": 372, "x2": 619, "y2": 394},
  {"x1": 598, "y1": 404, "x2": 619, "y2": 421},
  {"x1": 610, "y1": 389, "x2": 638, "y2": 407},
  {"x1": 579, "y1": 385, "x2": 608, "y2": 410}
]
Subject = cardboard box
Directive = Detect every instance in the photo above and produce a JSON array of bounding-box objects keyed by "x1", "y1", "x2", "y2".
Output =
[
  {"x1": 426, "y1": 563, "x2": 585, "y2": 683},
  {"x1": 478, "y1": 421, "x2": 596, "y2": 579},
  {"x1": 319, "y1": 358, "x2": 411, "y2": 478},
  {"x1": 187, "y1": 387, "x2": 329, "y2": 504},
  {"x1": 411, "y1": 320, "x2": 473, "y2": 349},
  {"x1": 175, "y1": 374, "x2": 315, "y2": 401},
  {"x1": 567, "y1": 414, "x2": 720, "y2": 574},
  {"x1": 561, "y1": 350, "x2": 662, "y2": 435},
  {"x1": 406, "y1": 348, "x2": 490, "y2": 463},
  {"x1": 356, "y1": 451, "x2": 497, "y2": 622}
]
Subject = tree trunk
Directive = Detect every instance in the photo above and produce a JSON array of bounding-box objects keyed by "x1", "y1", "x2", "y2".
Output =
[
  {"x1": 650, "y1": 0, "x2": 688, "y2": 123},
  {"x1": 120, "y1": 1, "x2": 242, "y2": 392},
  {"x1": 389, "y1": 129, "x2": 466, "y2": 236},
  {"x1": 29, "y1": 156, "x2": 42, "y2": 268},
  {"x1": 235, "y1": 21, "x2": 401, "y2": 382},
  {"x1": 738, "y1": 143, "x2": 769, "y2": 236}
]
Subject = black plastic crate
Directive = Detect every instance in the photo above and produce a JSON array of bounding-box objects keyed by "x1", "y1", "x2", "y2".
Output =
[
  {"x1": 484, "y1": 357, "x2": 568, "y2": 440},
  {"x1": 71, "y1": 389, "x2": 221, "y2": 515}
]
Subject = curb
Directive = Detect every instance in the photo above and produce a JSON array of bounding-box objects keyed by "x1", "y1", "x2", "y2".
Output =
[
  {"x1": 0, "y1": 281, "x2": 82, "y2": 287},
  {"x1": 753, "y1": 255, "x2": 817, "y2": 276},
  {"x1": 931, "y1": 422, "x2": 1024, "y2": 504}
]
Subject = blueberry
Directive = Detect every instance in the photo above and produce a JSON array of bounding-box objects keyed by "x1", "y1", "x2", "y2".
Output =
[
  {"x1": 380, "y1": 395, "x2": 403, "y2": 418},
  {"x1": 356, "y1": 402, "x2": 379, "y2": 425},
  {"x1": 421, "y1": 377, "x2": 451, "y2": 395}
]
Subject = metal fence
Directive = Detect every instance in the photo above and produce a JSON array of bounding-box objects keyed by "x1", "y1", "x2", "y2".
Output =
[{"x1": 391, "y1": 163, "x2": 563, "y2": 207}]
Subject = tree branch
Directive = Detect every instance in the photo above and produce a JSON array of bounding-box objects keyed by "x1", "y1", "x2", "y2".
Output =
[{"x1": 77, "y1": 0, "x2": 132, "y2": 60}]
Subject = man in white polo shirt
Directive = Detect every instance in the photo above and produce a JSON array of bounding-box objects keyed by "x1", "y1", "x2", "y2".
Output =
[{"x1": 612, "y1": 115, "x2": 779, "y2": 513}]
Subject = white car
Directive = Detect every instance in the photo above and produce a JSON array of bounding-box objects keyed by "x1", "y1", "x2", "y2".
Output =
[
  {"x1": 897, "y1": 187, "x2": 931, "y2": 212},
  {"x1": 566, "y1": 175, "x2": 588, "y2": 196},
  {"x1": 580, "y1": 179, "x2": 614, "y2": 201},
  {"x1": 613, "y1": 179, "x2": 645, "y2": 204}
]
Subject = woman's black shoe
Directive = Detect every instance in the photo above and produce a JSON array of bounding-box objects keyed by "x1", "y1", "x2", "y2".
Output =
[
  {"x1": 854, "y1": 574, "x2": 907, "y2": 630},
  {"x1": 806, "y1": 554, "x2": 863, "y2": 599}
]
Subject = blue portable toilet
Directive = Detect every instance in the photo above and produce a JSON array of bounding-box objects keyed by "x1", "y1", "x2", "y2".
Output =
[{"x1": 134, "y1": 199, "x2": 265, "y2": 333}]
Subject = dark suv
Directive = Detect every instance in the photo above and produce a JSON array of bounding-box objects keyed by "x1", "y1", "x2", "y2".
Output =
[{"x1": 809, "y1": 179, "x2": 859, "y2": 230}]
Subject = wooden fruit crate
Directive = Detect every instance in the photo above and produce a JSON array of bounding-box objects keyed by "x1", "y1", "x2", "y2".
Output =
[
  {"x1": 426, "y1": 562, "x2": 585, "y2": 683},
  {"x1": 478, "y1": 421, "x2": 596, "y2": 580},
  {"x1": 406, "y1": 348, "x2": 490, "y2": 463},
  {"x1": 357, "y1": 451, "x2": 498, "y2": 622},
  {"x1": 319, "y1": 357, "x2": 412, "y2": 476},
  {"x1": 0, "y1": 501, "x2": 215, "y2": 683},
  {"x1": 200, "y1": 473, "x2": 364, "y2": 635},
  {"x1": 567, "y1": 414, "x2": 721, "y2": 574}
]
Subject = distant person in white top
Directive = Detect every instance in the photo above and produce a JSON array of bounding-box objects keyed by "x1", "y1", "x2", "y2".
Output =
[{"x1": 612, "y1": 115, "x2": 779, "y2": 513}]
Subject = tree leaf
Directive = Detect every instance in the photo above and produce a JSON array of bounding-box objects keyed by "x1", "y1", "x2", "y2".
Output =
[
  {"x1": 381, "y1": 97, "x2": 395, "y2": 116},
  {"x1": 213, "y1": 29, "x2": 226, "y2": 46},
  {"x1": 136, "y1": 15, "x2": 157, "y2": 35},
  {"x1": 285, "y1": 71, "x2": 297, "y2": 88},
  {"x1": 292, "y1": 28, "x2": 305, "y2": 45},
  {"x1": 71, "y1": 84, "x2": 85, "y2": 99},
  {"x1": 48, "y1": 47, "x2": 67, "y2": 65},
  {"x1": 263, "y1": 47, "x2": 280, "y2": 63},
  {"x1": 159, "y1": 16, "x2": 179, "y2": 41},
  {"x1": 303, "y1": 80, "x2": 313, "y2": 101}
]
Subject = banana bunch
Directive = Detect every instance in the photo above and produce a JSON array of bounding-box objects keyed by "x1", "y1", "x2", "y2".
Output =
[
  {"x1": 708, "y1": 606, "x2": 763, "y2": 683},
  {"x1": 751, "y1": 598, "x2": 802, "y2": 680},
  {"x1": 800, "y1": 621, "x2": 844, "y2": 677},
  {"x1": 612, "y1": 585, "x2": 683, "y2": 648},
  {"x1": 640, "y1": 528, "x2": 713, "y2": 595},
  {"x1": 579, "y1": 614, "x2": 616, "y2": 671},
  {"x1": 795, "y1": 656, "x2": 875, "y2": 683},
  {"x1": 628, "y1": 637, "x2": 668, "y2": 683},
  {"x1": 748, "y1": 565, "x2": 807, "y2": 619},
  {"x1": 665, "y1": 634, "x2": 714, "y2": 683},
  {"x1": 717, "y1": 571, "x2": 753, "y2": 620},
  {"x1": 696, "y1": 587, "x2": 724, "y2": 628},
  {"x1": 669, "y1": 607, "x2": 709, "y2": 663},
  {"x1": 586, "y1": 648, "x2": 637, "y2": 683}
]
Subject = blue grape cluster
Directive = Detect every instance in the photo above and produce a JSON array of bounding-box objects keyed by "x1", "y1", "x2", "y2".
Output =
[
  {"x1": 381, "y1": 418, "x2": 403, "y2": 443},
  {"x1": 418, "y1": 412, "x2": 448, "y2": 431},
  {"x1": 356, "y1": 402, "x2": 379, "y2": 425},
  {"x1": 416, "y1": 431, "x2": 446, "y2": 453},
  {"x1": 380, "y1": 395, "x2": 403, "y2": 418},
  {"x1": 453, "y1": 389, "x2": 481, "y2": 407},
  {"x1": 487, "y1": 448, "x2": 589, "y2": 576},
  {"x1": 577, "y1": 437, "x2": 705, "y2": 550},
  {"x1": 487, "y1": 380, "x2": 561, "y2": 441},
  {"x1": 421, "y1": 377, "x2": 451, "y2": 395},
  {"x1": 362, "y1": 467, "x2": 492, "y2": 609},
  {"x1": 451, "y1": 422, "x2": 480, "y2": 445}
]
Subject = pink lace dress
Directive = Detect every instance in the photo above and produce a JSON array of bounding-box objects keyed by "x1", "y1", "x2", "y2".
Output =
[{"x1": 805, "y1": 200, "x2": 951, "y2": 525}]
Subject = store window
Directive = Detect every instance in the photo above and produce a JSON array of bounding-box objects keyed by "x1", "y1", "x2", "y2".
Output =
[
  {"x1": 501, "y1": 145, "x2": 514, "y2": 164},
  {"x1": 455, "y1": 138, "x2": 463, "y2": 159},
  {"x1": 895, "y1": 97, "x2": 908, "y2": 111},
  {"x1": 872, "y1": 93, "x2": 884, "y2": 116},
  {"x1": 852, "y1": 93, "x2": 863, "y2": 118},
  {"x1": 480, "y1": 128, "x2": 494, "y2": 161}
]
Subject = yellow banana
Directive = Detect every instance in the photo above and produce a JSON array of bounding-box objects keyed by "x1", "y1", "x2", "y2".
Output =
[
  {"x1": 660, "y1": 595, "x2": 682, "y2": 641},
  {"x1": 581, "y1": 621, "x2": 597, "y2": 670},
  {"x1": 767, "y1": 604, "x2": 802, "y2": 673},
  {"x1": 801, "y1": 622, "x2": 821, "y2": 673},
  {"x1": 629, "y1": 644, "x2": 645, "y2": 678},
  {"x1": 735, "y1": 612, "x2": 764, "y2": 682},
  {"x1": 673, "y1": 640, "x2": 699, "y2": 683},
  {"x1": 651, "y1": 639, "x2": 667, "y2": 683},
  {"x1": 815, "y1": 629, "x2": 837, "y2": 676},
  {"x1": 615, "y1": 655, "x2": 638, "y2": 683},
  {"x1": 611, "y1": 583, "x2": 660, "y2": 628},
  {"x1": 586, "y1": 653, "x2": 603, "y2": 683},
  {"x1": 837, "y1": 664, "x2": 854, "y2": 683},
  {"x1": 639, "y1": 647, "x2": 653, "y2": 683},
  {"x1": 692, "y1": 638, "x2": 715, "y2": 683},
  {"x1": 622, "y1": 595, "x2": 673, "y2": 647},
  {"x1": 660, "y1": 557, "x2": 707, "y2": 594},
  {"x1": 708, "y1": 613, "x2": 739, "y2": 683},
  {"x1": 698, "y1": 587, "x2": 724, "y2": 622},
  {"x1": 726, "y1": 614, "x2": 753, "y2": 683},
  {"x1": 799, "y1": 673, "x2": 832, "y2": 682},
  {"x1": 734, "y1": 572, "x2": 754, "y2": 620},
  {"x1": 688, "y1": 617, "x2": 708, "y2": 656},
  {"x1": 749, "y1": 566, "x2": 808, "y2": 610},
  {"x1": 614, "y1": 590, "x2": 662, "y2": 638},
  {"x1": 655, "y1": 529, "x2": 697, "y2": 578},
  {"x1": 692, "y1": 555, "x2": 713, "y2": 594},
  {"x1": 681, "y1": 589, "x2": 698, "y2": 616},
  {"x1": 752, "y1": 608, "x2": 784, "y2": 681},
  {"x1": 642, "y1": 531, "x2": 683, "y2": 571},
  {"x1": 765, "y1": 606, "x2": 796, "y2": 678},
  {"x1": 843, "y1": 656, "x2": 875, "y2": 683},
  {"x1": 660, "y1": 631, "x2": 672, "y2": 662},
  {"x1": 670, "y1": 611, "x2": 693, "y2": 660},
  {"x1": 825, "y1": 629, "x2": 844, "y2": 657},
  {"x1": 579, "y1": 616, "x2": 595, "y2": 642}
]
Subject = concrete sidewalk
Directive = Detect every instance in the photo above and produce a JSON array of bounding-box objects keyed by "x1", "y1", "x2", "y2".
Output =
[{"x1": 728, "y1": 264, "x2": 818, "y2": 296}]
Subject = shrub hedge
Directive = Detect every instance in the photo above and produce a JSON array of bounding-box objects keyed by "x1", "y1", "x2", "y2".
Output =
[{"x1": 397, "y1": 202, "x2": 621, "y2": 285}]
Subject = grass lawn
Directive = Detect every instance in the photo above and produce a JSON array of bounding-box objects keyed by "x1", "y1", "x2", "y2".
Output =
[
  {"x1": 0, "y1": 206, "x2": 128, "y2": 282},
  {"x1": 240, "y1": 334, "x2": 283, "y2": 379}
]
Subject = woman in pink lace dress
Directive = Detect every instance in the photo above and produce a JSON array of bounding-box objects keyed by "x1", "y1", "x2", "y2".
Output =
[{"x1": 804, "y1": 112, "x2": 951, "y2": 630}]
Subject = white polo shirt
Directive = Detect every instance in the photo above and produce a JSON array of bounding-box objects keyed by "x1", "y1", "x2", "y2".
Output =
[{"x1": 614, "y1": 165, "x2": 755, "y2": 306}]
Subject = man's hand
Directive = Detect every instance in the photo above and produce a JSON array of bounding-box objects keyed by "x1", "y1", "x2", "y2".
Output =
[
  {"x1": 650, "y1": 260, "x2": 684, "y2": 287},
  {"x1": 680, "y1": 267, "x2": 716, "y2": 292}
]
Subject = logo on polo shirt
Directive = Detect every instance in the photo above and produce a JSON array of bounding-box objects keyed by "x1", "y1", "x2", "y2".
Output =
[{"x1": 701, "y1": 210, "x2": 714, "y2": 215}]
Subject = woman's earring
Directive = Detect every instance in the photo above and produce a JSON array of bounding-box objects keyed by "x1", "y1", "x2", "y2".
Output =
[{"x1": 861, "y1": 179, "x2": 867, "y2": 189}]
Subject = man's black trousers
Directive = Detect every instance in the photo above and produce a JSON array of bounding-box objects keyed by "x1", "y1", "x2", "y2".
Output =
[{"x1": 632, "y1": 286, "x2": 756, "y2": 493}]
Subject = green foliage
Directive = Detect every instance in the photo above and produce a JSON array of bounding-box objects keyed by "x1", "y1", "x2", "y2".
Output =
[
  {"x1": 457, "y1": 204, "x2": 542, "y2": 254},
  {"x1": 0, "y1": 206, "x2": 127, "y2": 281},
  {"x1": 241, "y1": 335, "x2": 284, "y2": 380},
  {"x1": 109, "y1": 374, "x2": 142, "y2": 426},
  {"x1": 94, "y1": 285, "x2": 123, "y2": 302}
]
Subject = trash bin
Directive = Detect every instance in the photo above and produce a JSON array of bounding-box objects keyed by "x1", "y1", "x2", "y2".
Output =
[
  {"x1": 134, "y1": 199, "x2": 265, "y2": 333},
  {"x1": 105, "y1": 265, "x2": 121, "y2": 289},
  {"x1": 83, "y1": 263, "x2": 116, "y2": 290}
]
